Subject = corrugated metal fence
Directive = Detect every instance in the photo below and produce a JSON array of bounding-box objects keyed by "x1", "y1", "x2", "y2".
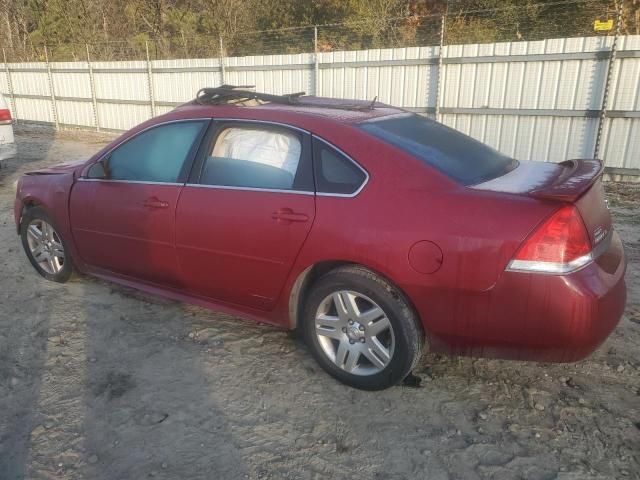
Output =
[{"x1": 1, "y1": 35, "x2": 639, "y2": 174}]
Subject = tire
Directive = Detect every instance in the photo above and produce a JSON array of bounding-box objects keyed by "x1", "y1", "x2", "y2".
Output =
[
  {"x1": 20, "y1": 206, "x2": 73, "y2": 283},
  {"x1": 302, "y1": 265, "x2": 424, "y2": 390}
]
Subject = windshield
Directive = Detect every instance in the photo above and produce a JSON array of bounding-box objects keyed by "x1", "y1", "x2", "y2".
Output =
[{"x1": 359, "y1": 113, "x2": 518, "y2": 185}]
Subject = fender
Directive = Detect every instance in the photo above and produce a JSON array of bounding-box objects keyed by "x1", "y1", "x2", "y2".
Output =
[{"x1": 15, "y1": 171, "x2": 89, "y2": 273}]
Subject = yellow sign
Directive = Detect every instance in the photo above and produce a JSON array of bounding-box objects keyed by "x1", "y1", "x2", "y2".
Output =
[{"x1": 594, "y1": 19, "x2": 614, "y2": 32}]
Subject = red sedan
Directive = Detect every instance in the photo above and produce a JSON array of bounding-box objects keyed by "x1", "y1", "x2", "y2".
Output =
[{"x1": 14, "y1": 87, "x2": 626, "y2": 390}]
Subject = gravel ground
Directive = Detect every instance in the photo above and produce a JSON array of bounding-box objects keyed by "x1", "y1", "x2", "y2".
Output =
[{"x1": 0, "y1": 125, "x2": 639, "y2": 480}]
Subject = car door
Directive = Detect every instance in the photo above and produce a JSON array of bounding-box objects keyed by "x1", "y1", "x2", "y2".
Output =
[
  {"x1": 70, "y1": 119, "x2": 208, "y2": 286},
  {"x1": 175, "y1": 120, "x2": 316, "y2": 310}
]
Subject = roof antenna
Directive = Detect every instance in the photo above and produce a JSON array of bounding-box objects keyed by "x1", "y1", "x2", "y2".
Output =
[{"x1": 368, "y1": 96, "x2": 378, "y2": 110}]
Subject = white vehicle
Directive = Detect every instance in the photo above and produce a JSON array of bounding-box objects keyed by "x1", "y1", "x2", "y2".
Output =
[{"x1": 0, "y1": 92, "x2": 17, "y2": 164}]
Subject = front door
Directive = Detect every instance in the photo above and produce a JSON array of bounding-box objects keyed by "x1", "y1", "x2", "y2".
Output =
[
  {"x1": 70, "y1": 120, "x2": 208, "y2": 286},
  {"x1": 175, "y1": 121, "x2": 316, "y2": 310}
]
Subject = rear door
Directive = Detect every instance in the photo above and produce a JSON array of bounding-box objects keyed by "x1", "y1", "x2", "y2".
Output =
[
  {"x1": 70, "y1": 120, "x2": 208, "y2": 286},
  {"x1": 175, "y1": 121, "x2": 315, "y2": 310}
]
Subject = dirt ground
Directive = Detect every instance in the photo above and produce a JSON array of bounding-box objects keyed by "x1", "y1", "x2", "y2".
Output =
[{"x1": 0, "y1": 124, "x2": 638, "y2": 480}]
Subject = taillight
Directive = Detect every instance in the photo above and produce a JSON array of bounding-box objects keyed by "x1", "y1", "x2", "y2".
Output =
[
  {"x1": 507, "y1": 205, "x2": 593, "y2": 274},
  {"x1": 0, "y1": 108, "x2": 12, "y2": 123}
]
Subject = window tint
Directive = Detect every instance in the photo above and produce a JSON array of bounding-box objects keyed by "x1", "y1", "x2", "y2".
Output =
[
  {"x1": 201, "y1": 126, "x2": 302, "y2": 190},
  {"x1": 98, "y1": 121, "x2": 205, "y2": 183},
  {"x1": 359, "y1": 113, "x2": 518, "y2": 185},
  {"x1": 313, "y1": 140, "x2": 366, "y2": 195}
]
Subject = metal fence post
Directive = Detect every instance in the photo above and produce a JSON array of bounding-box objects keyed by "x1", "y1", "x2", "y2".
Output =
[
  {"x1": 2, "y1": 48, "x2": 18, "y2": 124},
  {"x1": 145, "y1": 41, "x2": 156, "y2": 118},
  {"x1": 435, "y1": 12, "x2": 447, "y2": 121},
  {"x1": 44, "y1": 46, "x2": 59, "y2": 129},
  {"x1": 314, "y1": 26, "x2": 319, "y2": 96},
  {"x1": 219, "y1": 35, "x2": 226, "y2": 85},
  {"x1": 594, "y1": 0, "x2": 622, "y2": 159},
  {"x1": 86, "y1": 44, "x2": 100, "y2": 131}
]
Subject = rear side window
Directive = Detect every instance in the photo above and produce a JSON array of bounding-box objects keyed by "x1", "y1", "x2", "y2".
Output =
[
  {"x1": 201, "y1": 126, "x2": 303, "y2": 190},
  {"x1": 359, "y1": 113, "x2": 518, "y2": 185},
  {"x1": 102, "y1": 121, "x2": 206, "y2": 183},
  {"x1": 313, "y1": 139, "x2": 367, "y2": 195}
]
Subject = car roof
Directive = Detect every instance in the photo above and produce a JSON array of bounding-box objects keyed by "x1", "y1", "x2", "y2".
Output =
[{"x1": 169, "y1": 95, "x2": 405, "y2": 127}]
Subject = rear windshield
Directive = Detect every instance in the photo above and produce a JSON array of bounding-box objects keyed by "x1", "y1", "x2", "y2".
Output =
[{"x1": 358, "y1": 113, "x2": 518, "y2": 185}]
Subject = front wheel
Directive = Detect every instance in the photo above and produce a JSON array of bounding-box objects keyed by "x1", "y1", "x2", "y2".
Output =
[
  {"x1": 20, "y1": 207, "x2": 73, "y2": 283},
  {"x1": 302, "y1": 266, "x2": 424, "y2": 390}
]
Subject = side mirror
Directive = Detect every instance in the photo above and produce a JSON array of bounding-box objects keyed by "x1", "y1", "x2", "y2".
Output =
[{"x1": 86, "y1": 158, "x2": 109, "y2": 179}]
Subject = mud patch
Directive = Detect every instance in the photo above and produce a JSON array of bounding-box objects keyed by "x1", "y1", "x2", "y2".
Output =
[{"x1": 92, "y1": 372, "x2": 136, "y2": 400}]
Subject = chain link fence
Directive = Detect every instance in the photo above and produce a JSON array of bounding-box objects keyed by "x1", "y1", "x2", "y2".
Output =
[
  {"x1": 1, "y1": 0, "x2": 632, "y2": 63},
  {"x1": 445, "y1": 0, "x2": 615, "y2": 44}
]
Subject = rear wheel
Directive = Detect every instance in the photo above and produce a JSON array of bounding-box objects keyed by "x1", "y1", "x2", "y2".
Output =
[
  {"x1": 20, "y1": 207, "x2": 73, "y2": 283},
  {"x1": 302, "y1": 265, "x2": 423, "y2": 390}
]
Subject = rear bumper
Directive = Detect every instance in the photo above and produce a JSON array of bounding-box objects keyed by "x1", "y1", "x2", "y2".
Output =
[
  {"x1": 420, "y1": 230, "x2": 627, "y2": 362},
  {"x1": 0, "y1": 142, "x2": 17, "y2": 162}
]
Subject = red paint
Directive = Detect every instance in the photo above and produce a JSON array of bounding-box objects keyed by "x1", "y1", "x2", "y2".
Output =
[
  {"x1": 14, "y1": 100, "x2": 627, "y2": 364},
  {"x1": 70, "y1": 181, "x2": 182, "y2": 286},
  {"x1": 408, "y1": 240, "x2": 443, "y2": 274},
  {"x1": 175, "y1": 187, "x2": 315, "y2": 310},
  {"x1": 529, "y1": 159, "x2": 604, "y2": 202}
]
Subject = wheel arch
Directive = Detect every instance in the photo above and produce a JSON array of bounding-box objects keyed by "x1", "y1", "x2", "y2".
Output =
[
  {"x1": 287, "y1": 260, "x2": 424, "y2": 336},
  {"x1": 16, "y1": 195, "x2": 44, "y2": 234},
  {"x1": 22, "y1": 196, "x2": 45, "y2": 212}
]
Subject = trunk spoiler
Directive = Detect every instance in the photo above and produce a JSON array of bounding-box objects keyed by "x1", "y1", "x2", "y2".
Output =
[{"x1": 528, "y1": 159, "x2": 604, "y2": 203}]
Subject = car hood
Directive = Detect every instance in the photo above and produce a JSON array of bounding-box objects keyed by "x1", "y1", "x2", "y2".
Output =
[{"x1": 25, "y1": 159, "x2": 87, "y2": 176}]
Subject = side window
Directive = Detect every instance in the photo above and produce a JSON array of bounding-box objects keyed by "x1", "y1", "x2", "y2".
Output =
[
  {"x1": 313, "y1": 139, "x2": 367, "y2": 195},
  {"x1": 93, "y1": 121, "x2": 206, "y2": 183},
  {"x1": 200, "y1": 126, "x2": 303, "y2": 190}
]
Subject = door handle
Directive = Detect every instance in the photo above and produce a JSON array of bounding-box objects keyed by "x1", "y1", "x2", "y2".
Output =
[
  {"x1": 271, "y1": 208, "x2": 309, "y2": 224},
  {"x1": 143, "y1": 197, "x2": 169, "y2": 209}
]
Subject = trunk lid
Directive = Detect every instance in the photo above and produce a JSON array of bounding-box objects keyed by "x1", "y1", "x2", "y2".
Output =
[{"x1": 473, "y1": 159, "x2": 611, "y2": 248}]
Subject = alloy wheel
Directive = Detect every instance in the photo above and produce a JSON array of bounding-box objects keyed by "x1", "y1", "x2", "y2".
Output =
[
  {"x1": 26, "y1": 219, "x2": 65, "y2": 275},
  {"x1": 314, "y1": 290, "x2": 395, "y2": 376}
]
